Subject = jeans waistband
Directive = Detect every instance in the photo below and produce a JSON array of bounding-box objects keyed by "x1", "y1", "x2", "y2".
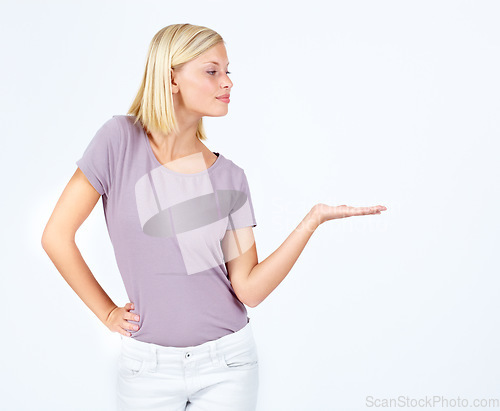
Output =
[{"x1": 119, "y1": 318, "x2": 255, "y2": 361}]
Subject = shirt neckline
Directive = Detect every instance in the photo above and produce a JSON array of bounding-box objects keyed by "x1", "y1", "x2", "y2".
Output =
[{"x1": 140, "y1": 123, "x2": 223, "y2": 177}]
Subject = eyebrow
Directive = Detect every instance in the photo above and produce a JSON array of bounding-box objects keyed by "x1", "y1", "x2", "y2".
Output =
[{"x1": 203, "y1": 61, "x2": 230, "y2": 66}]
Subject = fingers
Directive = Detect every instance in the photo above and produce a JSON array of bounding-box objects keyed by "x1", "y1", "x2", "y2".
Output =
[
  {"x1": 120, "y1": 322, "x2": 138, "y2": 337},
  {"x1": 320, "y1": 204, "x2": 387, "y2": 222},
  {"x1": 123, "y1": 302, "x2": 139, "y2": 322},
  {"x1": 361, "y1": 207, "x2": 375, "y2": 215},
  {"x1": 373, "y1": 205, "x2": 387, "y2": 214},
  {"x1": 336, "y1": 205, "x2": 348, "y2": 218},
  {"x1": 120, "y1": 329, "x2": 132, "y2": 337},
  {"x1": 127, "y1": 311, "x2": 140, "y2": 322},
  {"x1": 123, "y1": 319, "x2": 140, "y2": 334},
  {"x1": 364, "y1": 206, "x2": 381, "y2": 215},
  {"x1": 121, "y1": 302, "x2": 140, "y2": 337},
  {"x1": 353, "y1": 206, "x2": 387, "y2": 216}
]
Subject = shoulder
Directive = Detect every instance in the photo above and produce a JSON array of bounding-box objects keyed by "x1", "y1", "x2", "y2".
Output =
[
  {"x1": 94, "y1": 114, "x2": 142, "y2": 147},
  {"x1": 218, "y1": 154, "x2": 246, "y2": 175},
  {"x1": 109, "y1": 114, "x2": 137, "y2": 134},
  {"x1": 218, "y1": 154, "x2": 246, "y2": 180},
  {"x1": 217, "y1": 154, "x2": 253, "y2": 190},
  {"x1": 91, "y1": 115, "x2": 124, "y2": 141},
  {"x1": 99, "y1": 114, "x2": 141, "y2": 133},
  {"x1": 79, "y1": 115, "x2": 132, "y2": 160},
  {"x1": 110, "y1": 114, "x2": 149, "y2": 143}
]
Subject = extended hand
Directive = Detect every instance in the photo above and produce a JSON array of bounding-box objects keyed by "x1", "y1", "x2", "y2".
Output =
[{"x1": 313, "y1": 203, "x2": 387, "y2": 225}]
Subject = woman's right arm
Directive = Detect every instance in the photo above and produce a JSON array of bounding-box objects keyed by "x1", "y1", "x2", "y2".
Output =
[{"x1": 41, "y1": 167, "x2": 139, "y2": 336}]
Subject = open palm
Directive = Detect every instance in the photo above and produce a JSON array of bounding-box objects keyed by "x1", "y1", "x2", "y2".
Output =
[{"x1": 314, "y1": 203, "x2": 387, "y2": 225}]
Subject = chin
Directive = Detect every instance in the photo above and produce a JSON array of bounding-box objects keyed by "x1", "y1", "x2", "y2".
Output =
[{"x1": 207, "y1": 110, "x2": 229, "y2": 118}]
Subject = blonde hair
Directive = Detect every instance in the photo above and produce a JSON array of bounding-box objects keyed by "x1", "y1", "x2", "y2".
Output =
[{"x1": 127, "y1": 23, "x2": 225, "y2": 141}]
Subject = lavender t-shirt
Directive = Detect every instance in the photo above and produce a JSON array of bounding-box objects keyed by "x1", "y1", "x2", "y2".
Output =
[{"x1": 76, "y1": 115, "x2": 257, "y2": 347}]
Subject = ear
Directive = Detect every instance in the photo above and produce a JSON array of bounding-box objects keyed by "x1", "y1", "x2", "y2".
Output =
[{"x1": 170, "y1": 68, "x2": 179, "y2": 93}]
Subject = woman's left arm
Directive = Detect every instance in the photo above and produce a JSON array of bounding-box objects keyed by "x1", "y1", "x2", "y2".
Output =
[{"x1": 224, "y1": 203, "x2": 387, "y2": 308}]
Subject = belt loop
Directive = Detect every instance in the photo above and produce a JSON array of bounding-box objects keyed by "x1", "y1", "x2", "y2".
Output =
[
  {"x1": 150, "y1": 344, "x2": 158, "y2": 373},
  {"x1": 208, "y1": 340, "x2": 218, "y2": 367}
]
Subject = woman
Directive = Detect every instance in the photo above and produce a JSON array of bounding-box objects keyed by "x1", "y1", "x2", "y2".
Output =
[{"x1": 41, "y1": 23, "x2": 387, "y2": 411}]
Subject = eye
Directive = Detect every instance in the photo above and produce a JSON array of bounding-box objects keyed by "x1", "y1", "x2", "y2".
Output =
[{"x1": 207, "y1": 71, "x2": 232, "y2": 75}]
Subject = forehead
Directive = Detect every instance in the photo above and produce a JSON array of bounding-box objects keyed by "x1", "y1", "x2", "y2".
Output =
[
  {"x1": 196, "y1": 43, "x2": 229, "y2": 65},
  {"x1": 202, "y1": 60, "x2": 230, "y2": 67}
]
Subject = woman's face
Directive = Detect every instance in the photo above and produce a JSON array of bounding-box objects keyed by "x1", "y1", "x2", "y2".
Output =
[{"x1": 171, "y1": 42, "x2": 233, "y2": 119}]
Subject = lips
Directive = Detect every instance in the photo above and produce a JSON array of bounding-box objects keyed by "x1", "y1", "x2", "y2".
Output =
[{"x1": 216, "y1": 94, "x2": 230, "y2": 99}]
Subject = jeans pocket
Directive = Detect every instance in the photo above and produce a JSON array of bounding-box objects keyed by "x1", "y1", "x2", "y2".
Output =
[
  {"x1": 222, "y1": 344, "x2": 259, "y2": 369},
  {"x1": 118, "y1": 352, "x2": 148, "y2": 379}
]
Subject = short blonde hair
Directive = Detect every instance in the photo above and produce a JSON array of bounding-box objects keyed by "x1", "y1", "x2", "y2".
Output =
[{"x1": 127, "y1": 23, "x2": 225, "y2": 141}]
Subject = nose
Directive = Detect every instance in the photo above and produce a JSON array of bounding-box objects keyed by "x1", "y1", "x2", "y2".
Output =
[{"x1": 221, "y1": 76, "x2": 232, "y2": 88}]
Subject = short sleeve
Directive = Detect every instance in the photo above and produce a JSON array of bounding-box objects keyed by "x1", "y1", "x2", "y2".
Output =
[
  {"x1": 226, "y1": 170, "x2": 257, "y2": 230},
  {"x1": 76, "y1": 117, "x2": 120, "y2": 197}
]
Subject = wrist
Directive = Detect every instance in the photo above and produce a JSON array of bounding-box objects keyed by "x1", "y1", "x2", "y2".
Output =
[
  {"x1": 303, "y1": 207, "x2": 322, "y2": 232},
  {"x1": 103, "y1": 304, "x2": 118, "y2": 325}
]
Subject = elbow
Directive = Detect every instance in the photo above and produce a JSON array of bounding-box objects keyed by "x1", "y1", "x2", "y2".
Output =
[
  {"x1": 244, "y1": 294, "x2": 262, "y2": 309},
  {"x1": 245, "y1": 300, "x2": 258, "y2": 309},
  {"x1": 238, "y1": 291, "x2": 259, "y2": 308},
  {"x1": 41, "y1": 226, "x2": 57, "y2": 251},
  {"x1": 247, "y1": 301, "x2": 260, "y2": 309},
  {"x1": 41, "y1": 227, "x2": 73, "y2": 252},
  {"x1": 242, "y1": 279, "x2": 262, "y2": 308},
  {"x1": 41, "y1": 235, "x2": 55, "y2": 256},
  {"x1": 41, "y1": 231, "x2": 51, "y2": 251}
]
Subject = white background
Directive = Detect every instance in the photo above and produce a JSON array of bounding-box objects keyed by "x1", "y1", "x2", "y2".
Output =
[{"x1": 2, "y1": 0, "x2": 499, "y2": 410}]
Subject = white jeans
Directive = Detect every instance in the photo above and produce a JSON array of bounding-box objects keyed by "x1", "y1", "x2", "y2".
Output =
[{"x1": 117, "y1": 319, "x2": 259, "y2": 411}]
